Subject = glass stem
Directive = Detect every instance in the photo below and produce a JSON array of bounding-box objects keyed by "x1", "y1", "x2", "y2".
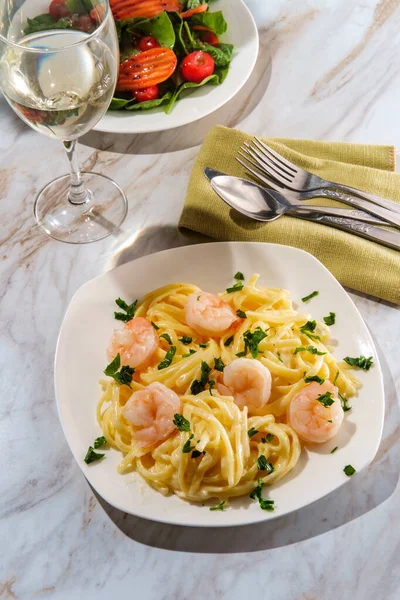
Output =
[{"x1": 63, "y1": 140, "x2": 89, "y2": 205}]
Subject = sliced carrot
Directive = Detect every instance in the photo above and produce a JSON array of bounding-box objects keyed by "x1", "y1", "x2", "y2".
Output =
[
  {"x1": 116, "y1": 47, "x2": 178, "y2": 91},
  {"x1": 111, "y1": 0, "x2": 181, "y2": 21},
  {"x1": 180, "y1": 3, "x2": 208, "y2": 19},
  {"x1": 192, "y1": 25, "x2": 211, "y2": 31},
  {"x1": 163, "y1": 0, "x2": 182, "y2": 10},
  {"x1": 90, "y1": 4, "x2": 106, "y2": 23}
]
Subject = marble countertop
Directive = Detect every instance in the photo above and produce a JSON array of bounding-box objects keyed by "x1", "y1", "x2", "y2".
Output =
[{"x1": 1, "y1": 1, "x2": 400, "y2": 598}]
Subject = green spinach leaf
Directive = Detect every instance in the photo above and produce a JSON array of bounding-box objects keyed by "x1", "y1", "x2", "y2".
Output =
[
  {"x1": 190, "y1": 11, "x2": 228, "y2": 36},
  {"x1": 121, "y1": 12, "x2": 175, "y2": 48},
  {"x1": 24, "y1": 14, "x2": 71, "y2": 35}
]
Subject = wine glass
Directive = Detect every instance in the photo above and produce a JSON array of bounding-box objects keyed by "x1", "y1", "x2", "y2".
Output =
[{"x1": 0, "y1": 0, "x2": 127, "y2": 243}]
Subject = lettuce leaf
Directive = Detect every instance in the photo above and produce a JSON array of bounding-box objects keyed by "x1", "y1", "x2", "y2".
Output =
[
  {"x1": 165, "y1": 71, "x2": 227, "y2": 113},
  {"x1": 119, "y1": 29, "x2": 140, "y2": 62},
  {"x1": 65, "y1": 0, "x2": 86, "y2": 14},
  {"x1": 190, "y1": 11, "x2": 228, "y2": 36},
  {"x1": 189, "y1": 41, "x2": 234, "y2": 67},
  {"x1": 110, "y1": 90, "x2": 173, "y2": 111},
  {"x1": 126, "y1": 91, "x2": 173, "y2": 110},
  {"x1": 24, "y1": 14, "x2": 71, "y2": 35},
  {"x1": 119, "y1": 12, "x2": 175, "y2": 49},
  {"x1": 172, "y1": 17, "x2": 189, "y2": 55}
]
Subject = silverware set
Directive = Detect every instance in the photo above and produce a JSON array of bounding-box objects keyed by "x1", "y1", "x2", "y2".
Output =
[{"x1": 204, "y1": 137, "x2": 400, "y2": 251}]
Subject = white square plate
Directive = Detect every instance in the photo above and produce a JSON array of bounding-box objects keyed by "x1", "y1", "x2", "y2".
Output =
[{"x1": 55, "y1": 242, "x2": 384, "y2": 527}]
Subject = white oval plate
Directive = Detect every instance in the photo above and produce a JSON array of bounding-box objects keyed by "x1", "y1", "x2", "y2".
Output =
[
  {"x1": 55, "y1": 242, "x2": 384, "y2": 527},
  {"x1": 94, "y1": 0, "x2": 259, "y2": 133}
]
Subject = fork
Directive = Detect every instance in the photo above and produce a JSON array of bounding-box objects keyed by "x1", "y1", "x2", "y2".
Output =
[
  {"x1": 237, "y1": 138, "x2": 400, "y2": 227},
  {"x1": 233, "y1": 160, "x2": 386, "y2": 226}
]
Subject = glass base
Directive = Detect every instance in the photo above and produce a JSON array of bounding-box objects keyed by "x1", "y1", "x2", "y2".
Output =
[{"x1": 34, "y1": 172, "x2": 128, "y2": 243}]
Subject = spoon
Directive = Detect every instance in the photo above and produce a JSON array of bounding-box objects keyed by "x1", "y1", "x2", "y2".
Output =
[
  {"x1": 203, "y1": 168, "x2": 400, "y2": 251},
  {"x1": 203, "y1": 168, "x2": 386, "y2": 225}
]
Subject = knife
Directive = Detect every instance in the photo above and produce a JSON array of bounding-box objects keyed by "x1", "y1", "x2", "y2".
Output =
[{"x1": 204, "y1": 168, "x2": 400, "y2": 251}]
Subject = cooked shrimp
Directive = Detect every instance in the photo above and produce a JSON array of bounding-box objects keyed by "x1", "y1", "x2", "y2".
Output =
[
  {"x1": 217, "y1": 357, "x2": 272, "y2": 413},
  {"x1": 122, "y1": 382, "x2": 181, "y2": 448},
  {"x1": 288, "y1": 381, "x2": 344, "y2": 444},
  {"x1": 185, "y1": 291, "x2": 238, "y2": 336},
  {"x1": 107, "y1": 317, "x2": 159, "y2": 369}
]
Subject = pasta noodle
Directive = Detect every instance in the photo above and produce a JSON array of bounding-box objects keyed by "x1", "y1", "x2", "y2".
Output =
[{"x1": 97, "y1": 274, "x2": 360, "y2": 504}]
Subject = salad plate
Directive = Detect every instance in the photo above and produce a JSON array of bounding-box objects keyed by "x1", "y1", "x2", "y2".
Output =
[
  {"x1": 55, "y1": 242, "x2": 384, "y2": 527},
  {"x1": 95, "y1": 0, "x2": 259, "y2": 133}
]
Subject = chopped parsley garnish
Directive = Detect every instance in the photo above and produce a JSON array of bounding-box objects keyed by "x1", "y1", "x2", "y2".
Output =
[
  {"x1": 226, "y1": 282, "x2": 244, "y2": 293},
  {"x1": 333, "y1": 370, "x2": 339, "y2": 385},
  {"x1": 182, "y1": 349, "x2": 197, "y2": 357},
  {"x1": 160, "y1": 333, "x2": 172, "y2": 345},
  {"x1": 262, "y1": 434, "x2": 274, "y2": 443},
  {"x1": 84, "y1": 434, "x2": 108, "y2": 463},
  {"x1": 173, "y1": 414, "x2": 191, "y2": 432},
  {"x1": 157, "y1": 346, "x2": 176, "y2": 370},
  {"x1": 299, "y1": 320, "x2": 320, "y2": 341},
  {"x1": 104, "y1": 354, "x2": 134, "y2": 387},
  {"x1": 214, "y1": 357, "x2": 225, "y2": 372},
  {"x1": 304, "y1": 375, "x2": 325, "y2": 384},
  {"x1": 294, "y1": 346, "x2": 326, "y2": 356},
  {"x1": 114, "y1": 297, "x2": 138, "y2": 323},
  {"x1": 84, "y1": 446, "x2": 105, "y2": 464},
  {"x1": 234, "y1": 271, "x2": 244, "y2": 280},
  {"x1": 210, "y1": 500, "x2": 225, "y2": 511},
  {"x1": 323, "y1": 312, "x2": 336, "y2": 326},
  {"x1": 236, "y1": 351, "x2": 247, "y2": 357},
  {"x1": 248, "y1": 427, "x2": 259, "y2": 438},
  {"x1": 191, "y1": 449, "x2": 205, "y2": 458},
  {"x1": 208, "y1": 378, "x2": 216, "y2": 395},
  {"x1": 94, "y1": 436, "x2": 107, "y2": 449},
  {"x1": 190, "y1": 361, "x2": 211, "y2": 395},
  {"x1": 238, "y1": 327, "x2": 267, "y2": 359},
  {"x1": 179, "y1": 336, "x2": 192, "y2": 345},
  {"x1": 339, "y1": 391, "x2": 352, "y2": 412},
  {"x1": 316, "y1": 392, "x2": 334, "y2": 407},
  {"x1": 151, "y1": 321, "x2": 159, "y2": 330},
  {"x1": 236, "y1": 309, "x2": 247, "y2": 318},
  {"x1": 182, "y1": 433, "x2": 195, "y2": 453},
  {"x1": 257, "y1": 455, "x2": 274, "y2": 473},
  {"x1": 199, "y1": 342, "x2": 209, "y2": 348},
  {"x1": 331, "y1": 446, "x2": 338, "y2": 454},
  {"x1": 249, "y1": 479, "x2": 275, "y2": 511},
  {"x1": 277, "y1": 351, "x2": 283, "y2": 363},
  {"x1": 344, "y1": 355, "x2": 373, "y2": 371},
  {"x1": 301, "y1": 290, "x2": 319, "y2": 302},
  {"x1": 344, "y1": 464, "x2": 356, "y2": 477},
  {"x1": 115, "y1": 366, "x2": 134, "y2": 386},
  {"x1": 224, "y1": 335, "x2": 234, "y2": 347}
]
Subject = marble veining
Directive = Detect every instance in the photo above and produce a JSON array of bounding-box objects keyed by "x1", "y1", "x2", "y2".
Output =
[{"x1": 1, "y1": 1, "x2": 400, "y2": 599}]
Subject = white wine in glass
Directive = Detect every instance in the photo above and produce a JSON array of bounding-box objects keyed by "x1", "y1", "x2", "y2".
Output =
[{"x1": 0, "y1": 0, "x2": 127, "y2": 243}]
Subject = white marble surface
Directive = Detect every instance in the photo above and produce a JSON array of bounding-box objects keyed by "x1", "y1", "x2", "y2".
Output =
[{"x1": 1, "y1": 1, "x2": 400, "y2": 598}]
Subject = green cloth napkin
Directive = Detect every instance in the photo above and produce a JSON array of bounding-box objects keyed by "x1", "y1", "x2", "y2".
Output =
[{"x1": 179, "y1": 125, "x2": 400, "y2": 304}]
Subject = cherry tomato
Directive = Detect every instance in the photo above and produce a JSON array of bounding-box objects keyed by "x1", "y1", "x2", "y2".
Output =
[
  {"x1": 133, "y1": 85, "x2": 159, "y2": 102},
  {"x1": 181, "y1": 51, "x2": 214, "y2": 84},
  {"x1": 49, "y1": 0, "x2": 71, "y2": 20},
  {"x1": 137, "y1": 36, "x2": 161, "y2": 52},
  {"x1": 200, "y1": 31, "x2": 219, "y2": 45},
  {"x1": 74, "y1": 14, "x2": 94, "y2": 32}
]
